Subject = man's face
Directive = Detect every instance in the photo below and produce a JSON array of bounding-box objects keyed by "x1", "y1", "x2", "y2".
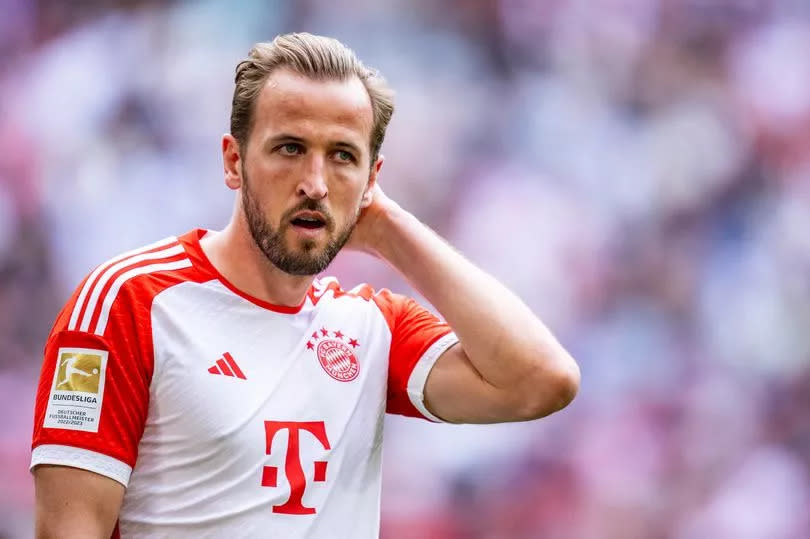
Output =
[{"x1": 238, "y1": 68, "x2": 377, "y2": 276}]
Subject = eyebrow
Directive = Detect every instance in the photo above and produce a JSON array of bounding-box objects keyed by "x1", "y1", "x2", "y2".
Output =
[
  {"x1": 266, "y1": 134, "x2": 306, "y2": 147},
  {"x1": 333, "y1": 141, "x2": 363, "y2": 156}
]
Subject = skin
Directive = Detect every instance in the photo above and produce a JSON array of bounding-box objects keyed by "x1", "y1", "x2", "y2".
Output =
[
  {"x1": 35, "y1": 465, "x2": 123, "y2": 538},
  {"x1": 35, "y1": 67, "x2": 580, "y2": 537},
  {"x1": 206, "y1": 68, "x2": 380, "y2": 307}
]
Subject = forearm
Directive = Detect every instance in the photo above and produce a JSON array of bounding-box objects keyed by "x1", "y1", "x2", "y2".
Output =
[{"x1": 371, "y1": 205, "x2": 578, "y2": 398}]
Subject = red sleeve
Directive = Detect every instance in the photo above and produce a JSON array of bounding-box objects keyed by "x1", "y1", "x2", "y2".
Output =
[
  {"x1": 372, "y1": 289, "x2": 458, "y2": 421},
  {"x1": 31, "y1": 274, "x2": 154, "y2": 483}
]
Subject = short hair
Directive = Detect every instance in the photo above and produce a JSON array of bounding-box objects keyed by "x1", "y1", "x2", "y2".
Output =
[{"x1": 230, "y1": 32, "x2": 394, "y2": 164}]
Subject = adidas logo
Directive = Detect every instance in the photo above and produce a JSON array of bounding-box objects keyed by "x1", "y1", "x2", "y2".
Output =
[{"x1": 207, "y1": 352, "x2": 246, "y2": 380}]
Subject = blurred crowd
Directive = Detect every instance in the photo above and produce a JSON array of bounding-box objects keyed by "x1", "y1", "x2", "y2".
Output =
[{"x1": 2, "y1": 0, "x2": 809, "y2": 537}]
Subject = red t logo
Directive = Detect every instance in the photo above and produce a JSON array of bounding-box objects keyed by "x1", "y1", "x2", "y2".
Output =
[{"x1": 261, "y1": 421, "x2": 331, "y2": 515}]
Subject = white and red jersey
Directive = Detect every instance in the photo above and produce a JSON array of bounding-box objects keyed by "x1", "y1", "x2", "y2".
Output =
[{"x1": 31, "y1": 229, "x2": 457, "y2": 538}]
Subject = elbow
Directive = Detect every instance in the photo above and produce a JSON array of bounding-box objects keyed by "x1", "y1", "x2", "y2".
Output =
[
  {"x1": 554, "y1": 358, "x2": 581, "y2": 411},
  {"x1": 514, "y1": 353, "x2": 580, "y2": 421}
]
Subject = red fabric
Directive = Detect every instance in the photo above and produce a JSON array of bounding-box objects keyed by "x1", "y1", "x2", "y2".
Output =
[
  {"x1": 32, "y1": 235, "x2": 208, "y2": 468},
  {"x1": 83, "y1": 251, "x2": 187, "y2": 334},
  {"x1": 372, "y1": 289, "x2": 453, "y2": 419},
  {"x1": 70, "y1": 241, "x2": 182, "y2": 331},
  {"x1": 182, "y1": 228, "x2": 307, "y2": 313}
]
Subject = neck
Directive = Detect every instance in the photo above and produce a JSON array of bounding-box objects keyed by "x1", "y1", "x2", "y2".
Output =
[{"x1": 200, "y1": 217, "x2": 315, "y2": 308}]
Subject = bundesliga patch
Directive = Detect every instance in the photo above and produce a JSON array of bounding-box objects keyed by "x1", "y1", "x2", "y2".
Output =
[{"x1": 43, "y1": 347, "x2": 108, "y2": 432}]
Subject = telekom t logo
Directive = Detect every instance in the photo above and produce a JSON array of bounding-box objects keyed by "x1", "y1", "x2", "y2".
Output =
[{"x1": 261, "y1": 421, "x2": 331, "y2": 515}]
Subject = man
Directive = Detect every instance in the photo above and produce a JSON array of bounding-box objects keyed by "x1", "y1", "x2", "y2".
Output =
[{"x1": 31, "y1": 33, "x2": 580, "y2": 538}]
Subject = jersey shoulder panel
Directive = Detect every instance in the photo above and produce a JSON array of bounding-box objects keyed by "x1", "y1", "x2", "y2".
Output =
[
  {"x1": 32, "y1": 233, "x2": 208, "y2": 481},
  {"x1": 64, "y1": 235, "x2": 207, "y2": 338},
  {"x1": 370, "y1": 287, "x2": 458, "y2": 421}
]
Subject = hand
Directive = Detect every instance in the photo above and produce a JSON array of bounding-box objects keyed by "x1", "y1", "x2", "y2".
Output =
[{"x1": 346, "y1": 182, "x2": 401, "y2": 256}]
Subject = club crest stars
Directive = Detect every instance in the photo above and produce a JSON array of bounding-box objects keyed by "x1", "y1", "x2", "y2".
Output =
[{"x1": 307, "y1": 328, "x2": 360, "y2": 382}]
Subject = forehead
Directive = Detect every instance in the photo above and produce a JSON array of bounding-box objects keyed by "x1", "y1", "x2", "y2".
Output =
[{"x1": 252, "y1": 68, "x2": 373, "y2": 149}]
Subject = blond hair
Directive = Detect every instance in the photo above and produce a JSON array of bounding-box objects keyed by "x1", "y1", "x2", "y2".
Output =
[{"x1": 231, "y1": 32, "x2": 394, "y2": 164}]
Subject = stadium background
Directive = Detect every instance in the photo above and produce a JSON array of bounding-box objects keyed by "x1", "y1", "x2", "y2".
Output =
[{"x1": 2, "y1": 0, "x2": 809, "y2": 537}]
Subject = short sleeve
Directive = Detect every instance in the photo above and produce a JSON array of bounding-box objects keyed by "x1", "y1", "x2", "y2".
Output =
[
  {"x1": 372, "y1": 289, "x2": 459, "y2": 422},
  {"x1": 30, "y1": 277, "x2": 154, "y2": 487}
]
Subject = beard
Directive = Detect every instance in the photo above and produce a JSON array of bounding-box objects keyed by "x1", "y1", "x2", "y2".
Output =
[{"x1": 241, "y1": 166, "x2": 358, "y2": 276}]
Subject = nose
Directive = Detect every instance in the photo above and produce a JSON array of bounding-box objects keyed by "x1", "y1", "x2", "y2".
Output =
[{"x1": 297, "y1": 154, "x2": 328, "y2": 200}]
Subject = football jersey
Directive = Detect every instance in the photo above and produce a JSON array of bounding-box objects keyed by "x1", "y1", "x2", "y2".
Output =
[{"x1": 30, "y1": 229, "x2": 458, "y2": 538}]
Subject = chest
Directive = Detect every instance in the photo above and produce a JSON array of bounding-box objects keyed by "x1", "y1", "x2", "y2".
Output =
[{"x1": 145, "y1": 284, "x2": 391, "y2": 455}]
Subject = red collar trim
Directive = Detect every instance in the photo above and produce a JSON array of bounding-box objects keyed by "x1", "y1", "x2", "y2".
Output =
[{"x1": 178, "y1": 229, "x2": 308, "y2": 314}]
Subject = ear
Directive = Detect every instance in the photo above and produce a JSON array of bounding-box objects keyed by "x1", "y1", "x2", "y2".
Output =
[
  {"x1": 361, "y1": 155, "x2": 384, "y2": 208},
  {"x1": 222, "y1": 134, "x2": 243, "y2": 190}
]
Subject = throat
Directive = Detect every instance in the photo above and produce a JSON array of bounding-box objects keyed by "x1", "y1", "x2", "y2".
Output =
[{"x1": 200, "y1": 226, "x2": 315, "y2": 308}]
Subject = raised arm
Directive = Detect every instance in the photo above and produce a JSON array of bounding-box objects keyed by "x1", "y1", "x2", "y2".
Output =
[
  {"x1": 34, "y1": 465, "x2": 124, "y2": 539},
  {"x1": 350, "y1": 184, "x2": 580, "y2": 424}
]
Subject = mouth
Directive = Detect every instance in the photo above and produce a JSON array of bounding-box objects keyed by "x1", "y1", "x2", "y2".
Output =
[{"x1": 289, "y1": 211, "x2": 328, "y2": 232}]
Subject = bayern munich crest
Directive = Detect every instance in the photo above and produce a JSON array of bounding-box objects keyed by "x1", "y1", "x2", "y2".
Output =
[{"x1": 306, "y1": 328, "x2": 360, "y2": 382}]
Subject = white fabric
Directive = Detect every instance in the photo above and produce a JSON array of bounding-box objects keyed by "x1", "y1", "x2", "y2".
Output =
[
  {"x1": 407, "y1": 332, "x2": 459, "y2": 422},
  {"x1": 93, "y1": 257, "x2": 192, "y2": 335},
  {"x1": 98, "y1": 278, "x2": 446, "y2": 538},
  {"x1": 30, "y1": 444, "x2": 132, "y2": 486},
  {"x1": 68, "y1": 236, "x2": 176, "y2": 331}
]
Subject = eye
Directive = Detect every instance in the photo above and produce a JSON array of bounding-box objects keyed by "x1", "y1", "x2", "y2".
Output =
[
  {"x1": 334, "y1": 150, "x2": 355, "y2": 163},
  {"x1": 278, "y1": 143, "x2": 303, "y2": 156}
]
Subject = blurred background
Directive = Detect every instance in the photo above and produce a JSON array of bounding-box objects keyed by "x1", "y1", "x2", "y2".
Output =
[{"x1": 2, "y1": 0, "x2": 809, "y2": 537}]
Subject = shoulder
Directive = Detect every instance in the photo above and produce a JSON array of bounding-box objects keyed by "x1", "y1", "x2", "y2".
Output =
[
  {"x1": 308, "y1": 277, "x2": 414, "y2": 322},
  {"x1": 309, "y1": 276, "x2": 408, "y2": 305},
  {"x1": 60, "y1": 234, "x2": 201, "y2": 337},
  {"x1": 309, "y1": 277, "x2": 375, "y2": 304}
]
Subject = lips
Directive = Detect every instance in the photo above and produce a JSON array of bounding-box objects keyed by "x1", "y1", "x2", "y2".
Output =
[{"x1": 289, "y1": 211, "x2": 327, "y2": 230}]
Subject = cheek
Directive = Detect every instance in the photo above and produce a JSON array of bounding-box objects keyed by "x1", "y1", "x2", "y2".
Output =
[
  {"x1": 248, "y1": 161, "x2": 295, "y2": 200},
  {"x1": 330, "y1": 169, "x2": 368, "y2": 200},
  {"x1": 253, "y1": 160, "x2": 293, "y2": 187},
  {"x1": 245, "y1": 182, "x2": 285, "y2": 225}
]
